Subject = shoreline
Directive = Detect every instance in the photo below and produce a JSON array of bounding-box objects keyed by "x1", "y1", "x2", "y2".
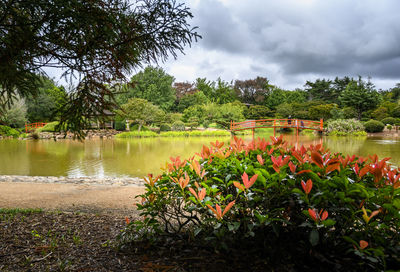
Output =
[{"x1": 0, "y1": 175, "x2": 145, "y2": 187}]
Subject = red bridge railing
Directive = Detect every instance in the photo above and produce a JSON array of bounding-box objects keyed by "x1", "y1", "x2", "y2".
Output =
[
  {"x1": 230, "y1": 119, "x2": 323, "y2": 139},
  {"x1": 25, "y1": 122, "x2": 47, "y2": 132}
]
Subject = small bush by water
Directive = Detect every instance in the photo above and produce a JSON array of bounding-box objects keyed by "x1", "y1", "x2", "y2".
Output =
[
  {"x1": 364, "y1": 120, "x2": 385, "y2": 133},
  {"x1": 0, "y1": 125, "x2": 20, "y2": 138},
  {"x1": 326, "y1": 119, "x2": 365, "y2": 136}
]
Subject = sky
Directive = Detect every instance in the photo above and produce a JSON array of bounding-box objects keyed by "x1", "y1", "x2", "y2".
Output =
[{"x1": 160, "y1": 0, "x2": 400, "y2": 90}]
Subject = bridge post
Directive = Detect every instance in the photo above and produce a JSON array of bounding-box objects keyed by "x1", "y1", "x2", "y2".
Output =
[
  {"x1": 273, "y1": 120, "x2": 276, "y2": 137},
  {"x1": 320, "y1": 119, "x2": 323, "y2": 131}
]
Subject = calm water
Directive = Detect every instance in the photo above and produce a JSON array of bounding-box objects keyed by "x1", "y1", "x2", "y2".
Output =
[{"x1": 0, "y1": 134, "x2": 399, "y2": 178}]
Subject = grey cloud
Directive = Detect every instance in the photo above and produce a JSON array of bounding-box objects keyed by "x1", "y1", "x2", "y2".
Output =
[{"x1": 189, "y1": 0, "x2": 400, "y2": 82}]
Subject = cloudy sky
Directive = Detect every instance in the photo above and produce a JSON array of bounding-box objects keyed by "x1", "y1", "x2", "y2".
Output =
[{"x1": 161, "y1": 0, "x2": 400, "y2": 90}]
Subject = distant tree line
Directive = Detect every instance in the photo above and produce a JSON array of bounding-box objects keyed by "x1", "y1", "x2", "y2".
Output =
[{"x1": 2, "y1": 66, "x2": 400, "y2": 131}]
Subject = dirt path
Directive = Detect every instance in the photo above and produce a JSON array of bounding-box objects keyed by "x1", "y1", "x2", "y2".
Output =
[{"x1": 0, "y1": 182, "x2": 145, "y2": 215}]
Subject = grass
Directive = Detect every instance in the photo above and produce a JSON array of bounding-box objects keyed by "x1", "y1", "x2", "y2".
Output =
[{"x1": 115, "y1": 130, "x2": 231, "y2": 138}]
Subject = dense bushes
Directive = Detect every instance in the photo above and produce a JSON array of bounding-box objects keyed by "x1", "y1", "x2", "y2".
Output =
[
  {"x1": 171, "y1": 121, "x2": 185, "y2": 131},
  {"x1": 364, "y1": 120, "x2": 385, "y2": 133},
  {"x1": 159, "y1": 124, "x2": 171, "y2": 132},
  {"x1": 122, "y1": 136, "x2": 400, "y2": 270},
  {"x1": 326, "y1": 119, "x2": 365, "y2": 136},
  {"x1": 0, "y1": 125, "x2": 20, "y2": 138},
  {"x1": 381, "y1": 117, "x2": 398, "y2": 125}
]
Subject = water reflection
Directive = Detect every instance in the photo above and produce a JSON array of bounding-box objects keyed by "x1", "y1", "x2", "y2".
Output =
[{"x1": 0, "y1": 134, "x2": 399, "y2": 178}]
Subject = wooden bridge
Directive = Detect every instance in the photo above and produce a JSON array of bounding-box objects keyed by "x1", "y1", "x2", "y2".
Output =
[
  {"x1": 230, "y1": 119, "x2": 323, "y2": 138},
  {"x1": 25, "y1": 122, "x2": 47, "y2": 132}
]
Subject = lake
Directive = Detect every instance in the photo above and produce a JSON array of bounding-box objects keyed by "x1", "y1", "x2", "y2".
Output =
[{"x1": 0, "y1": 134, "x2": 399, "y2": 178}]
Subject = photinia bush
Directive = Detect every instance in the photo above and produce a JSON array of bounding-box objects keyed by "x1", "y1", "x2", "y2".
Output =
[{"x1": 123, "y1": 135, "x2": 400, "y2": 270}]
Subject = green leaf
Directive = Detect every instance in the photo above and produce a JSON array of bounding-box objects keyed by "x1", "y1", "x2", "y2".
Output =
[
  {"x1": 322, "y1": 219, "x2": 336, "y2": 227},
  {"x1": 309, "y1": 229, "x2": 319, "y2": 246}
]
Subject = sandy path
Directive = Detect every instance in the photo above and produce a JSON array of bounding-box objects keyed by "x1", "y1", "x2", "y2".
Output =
[{"x1": 0, "y1": 182, "x2": 145, "y2": 215}]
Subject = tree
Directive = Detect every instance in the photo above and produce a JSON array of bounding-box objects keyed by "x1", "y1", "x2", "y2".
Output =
[
  {"x1": 339, "y1": 77, "x2": 380, "y2": 120},
  {"x1": 121, "y1": 66, "x2": 176, "y2": 111},
  {"x1": 177, "y1": 91, "x2": 209, "y2": 112},
  {"x1": 234, "y1": 77, "x2": 273, "y2": 105},
  {"x1": 25, "y1": 78, "x2": 67, "y2": 122},
  {"x1": 244, "y1": 105, "x2": 273, "y2": 120},
  {"x1": 195, "y1": 78, "x2": 215, "y2": 100},
  {"x1": 214, "y1": 79, "x2": 237, "y2": 104},
  {"x1": 173, "y1": 82, "x2": 196, "y2": 100},
  {"x1": 115, "y1": 98, "x2": 164, "y2": 131},
  {"x1": 0, "y1": 96, "x2": 27, "y2": 128},
  {"x1": 0, "y1": 0, "x2": 199, "y2": 136},
  {"x1": 304, "y1": 79, "x2": 334, "y2": 102},
  {"x1": 265, "y1": 88, "x2": 287, "y2": 110}
]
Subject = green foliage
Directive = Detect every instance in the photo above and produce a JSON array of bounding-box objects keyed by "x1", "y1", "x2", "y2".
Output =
[
  {"x1": 381, "y1": 117, "x2": 397, "y2": 125},
  {"x1": 115, "y1": 130, "x2": 230, "y2": 138},
  {"x1": 159, "y1": 130, "x2": 230, "y2": 137},
  {"x1": 177, "y1": 91, "x2": 209, "y2": 112},
  {"x1": 265, "y1": 88, "x2": 287, "y2": 110},
  {"x1": 130, "y1": 124, "x2": 151, "y2": 132},
  {"x1": 244, "y1": 105, "x2": 273, "y2": 120},
  {"x1": 121, "y1": 66, "x2": 176, "y2": 111},
  {"x1": 308, "y1": 104, "x2": 335, "y2": 120},
  {"x1": 1, "y1": 0, "x2": 199, "y2": 137},
  {"x1": 159, "y1": 124, "x2": 171, "y2": 132},
  {"x1": 116, "y1": 98, "x2": 165, "y2": 131},
  {"x1": 115, "y1": 131, "x2": 158, "y2": 138},
  {"x1": 364, "y1": 120, "x2": 385, "y2": 133},
  {"x1": 370, "y1": 106, "x2": 389, "y2": 121},
  {"x1": 126, "y1": 137, "x2": 400, "y2": 270},
  {"x1": 0, "y1": 125, "x2": 20, "y2": 138},
  {"x1": 0, "y1": 96, "x2": 27, "y2": 128},
  {"x1": 326, "y1": 119, "x2": 365, "y2": 135},
  {"x1": 214, "y1": 78, "x2": 238, "y2": 104},
  {"x1": 339, "y1": 77, "x2": 380, "y2": 120},
  {"x1": 25, "y1": 78, "x2": 67, "y2": 122},
  {"x1": 35, "y1": 121, "x2": 59, "y2": 133},
  {"x1": 171, "y1": 121, "x2": 186, "y2": 131},
  {"x1": 165, "y1": 113, "x2": 182, "y2": 124}
]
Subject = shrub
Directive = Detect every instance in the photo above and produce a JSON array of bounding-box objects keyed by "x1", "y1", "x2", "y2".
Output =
[
  {"x1": 202, "y1": 120, "x2": 210, "y2": 128},
  {"x1": 381, "y1": 117, "x2": 397, "y2": 125},
  {"x1": 122, "y1": 136, "x2": 400, "y2": 270},
  {"x1": 0, "y1": 125, "x2": 20, "y2": 138},
  {"x1": 130, "y1": 124, "x2": 150, "y2": 131},
  {"x1": 171, "y1": 121, "x2": 185, "y2": 131},
  {"x1": 364, "y1": 120, "x2": 385, "y2": 133},
  {"x1": 159, "y1": 124, "x2": 171, "y2": 132},
  {"x1": 326, "y1": 119, "x2": 364, "y2": 135}
]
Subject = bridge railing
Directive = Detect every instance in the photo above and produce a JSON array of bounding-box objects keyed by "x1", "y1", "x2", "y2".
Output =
[
  {"x1": 25, "y1": 122, "x2": 47, "y2": 132},
  {"x1": 230, "y1": 119, "x2": 323, "y2": 132}
]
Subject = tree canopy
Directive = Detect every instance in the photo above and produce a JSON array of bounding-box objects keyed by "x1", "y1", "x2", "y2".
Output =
[{"x1": 0, "y1": 0, "x2": 199, "y2": 136}]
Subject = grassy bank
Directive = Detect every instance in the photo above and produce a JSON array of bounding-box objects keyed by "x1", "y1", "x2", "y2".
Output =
[{"x1": 115, "y1": 130, "x2": 231, "y2": 138}]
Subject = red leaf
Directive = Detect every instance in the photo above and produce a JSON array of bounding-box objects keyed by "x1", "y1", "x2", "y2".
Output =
[
  {"x1": 359, "y1": 240, "x2": 368, "y2": 250},
  {"x1": 311, "y1": 151, "x2": 324, "y2": 168},
  {"x1": 257, "y1": 154, "x2": 264, "y2": 165},
  {"x1": 321, "y1": 210, "x2": 328, "y2": 221},
  {"x1": 222, "y1": 200, "x2": 235, "y2": 216},
  {"x1": 198, "y1": 188, "x2": 206, "y2": 201},
  {"x1": 188, "y1": 187, "x2": 198, "y2": 199},
  {"x1": 233, "y1": 181, "x2": 245, "y2": 191},
  {"x1": 301, "y1": 179, "x2": 312, "y2": 194},
  {"x1": 296, "y1": 169, "x2": 311, "y2": 175},
  {"x1": 289, "y1": 161, "x2": 296, "y2": 173},
  {"x1": 308, "y1": 209, "x2": 318, "y2": 222},
  {"x1": 326, "y1": 162, "x2": 340, "y2": 174}
]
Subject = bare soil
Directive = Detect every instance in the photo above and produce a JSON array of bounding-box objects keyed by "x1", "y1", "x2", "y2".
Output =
[{"x1": 0, "y1": 182, "x2": 145, "y2": 215}]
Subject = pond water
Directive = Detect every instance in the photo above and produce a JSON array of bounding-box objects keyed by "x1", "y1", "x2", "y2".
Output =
[{"x1": 0, "y1": 133, "x2": 399, "y2": 178}]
